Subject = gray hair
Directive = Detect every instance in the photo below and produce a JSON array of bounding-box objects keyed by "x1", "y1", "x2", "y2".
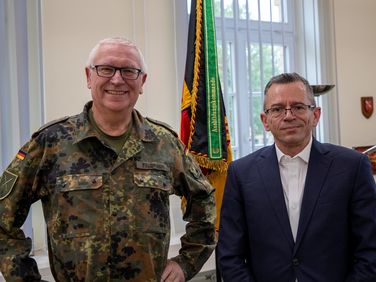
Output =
[
  {"x1": 86, "y1": 37, "x2": 147, "y2": 72},
  {"x1": 263, "y1": 72, "x2": 315, "y2": 109}
]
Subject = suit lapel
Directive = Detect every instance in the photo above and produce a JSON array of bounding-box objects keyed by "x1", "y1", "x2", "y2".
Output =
[
  {"x1": 258, "y1": 146, "x2": 295, "y2": 247},
  {"x1": 294, "y1": 140, "x2": 332, "y2": 254}
]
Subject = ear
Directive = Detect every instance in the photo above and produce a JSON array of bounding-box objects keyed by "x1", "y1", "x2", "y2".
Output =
[
  {"x1": 85, "y1": 67, "x2": 92, "y2": 89},
  {"x1": 139, "y1": 73, "x2": 148, "y2": 95},
  {"x1": 141, "y1": 73, "x2": 147, "y2": 85},
  {"x1": 312, "y1": 106, "x2": 321, "y2": 127},
  {"x1": 260, "y1": 112, "x2": 271, "y2": 131}
]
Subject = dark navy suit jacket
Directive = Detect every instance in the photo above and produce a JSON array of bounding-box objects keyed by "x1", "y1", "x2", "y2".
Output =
[{"x1": 218, "y1": 139, "x2": 376, "y2": 282}]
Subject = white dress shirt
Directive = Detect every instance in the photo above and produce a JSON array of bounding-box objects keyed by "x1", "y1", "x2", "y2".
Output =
[{"x1": 275, "y1": 137, "x2": 312, "y2": 241}]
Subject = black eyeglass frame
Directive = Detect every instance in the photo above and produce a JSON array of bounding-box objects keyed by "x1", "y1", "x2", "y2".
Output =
[
  {"x1": 264, "y1": 104, "x2": 316, "y2": 117},
  {"x1": 90, "y1": 64, "x2": 143, "y2": 80}
]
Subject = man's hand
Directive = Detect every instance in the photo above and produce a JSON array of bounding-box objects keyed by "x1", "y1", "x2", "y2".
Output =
[{"x1": 161, "y1": 260, "x2": 185, "y2": 282}]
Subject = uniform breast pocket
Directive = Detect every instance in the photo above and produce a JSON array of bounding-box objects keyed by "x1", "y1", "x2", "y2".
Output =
[
  {"x1": 133, "y1": 161, "x2": 173, "y2": 233},
  {"x1": 54, "y1": 174, "x2": 104, "y2": 239}
]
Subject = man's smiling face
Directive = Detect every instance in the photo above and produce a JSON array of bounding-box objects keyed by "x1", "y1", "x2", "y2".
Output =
[{"x1": 86, "y1": 43, "x2": 147, "y2": 114}]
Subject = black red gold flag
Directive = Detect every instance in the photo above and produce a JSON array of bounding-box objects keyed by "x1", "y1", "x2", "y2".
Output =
[{"x1": 180, "y1": 0, "x2": 232, "y2": 232}]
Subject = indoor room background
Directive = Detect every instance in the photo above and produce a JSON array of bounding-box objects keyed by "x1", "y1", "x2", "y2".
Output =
[{"x1": 1, "y1": 0, "x2": 376, "y2": 279}]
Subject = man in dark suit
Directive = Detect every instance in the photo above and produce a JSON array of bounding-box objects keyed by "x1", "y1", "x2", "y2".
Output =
[{"x1": 217, "y1": 72, "x2": 376, "y2": 282}]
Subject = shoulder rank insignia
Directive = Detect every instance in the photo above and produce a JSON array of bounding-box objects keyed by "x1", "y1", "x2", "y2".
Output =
[
  {"x1": 32, "y1": 116, "x2": 69, "y2": 138},
  {"x1": 0, "y1": 170, "x2": 18, "y2": 200},
  {"x1": 146, "y1": 117, "x2": 178, "y2": 137}
]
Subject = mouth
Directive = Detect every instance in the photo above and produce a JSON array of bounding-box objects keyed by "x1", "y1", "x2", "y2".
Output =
[
  {"x1": 281, "y1": 125, "x2": 300, "y2": 131},
  {"x1": 105, "y1": 90, "x2": 127, "y2": 96}
]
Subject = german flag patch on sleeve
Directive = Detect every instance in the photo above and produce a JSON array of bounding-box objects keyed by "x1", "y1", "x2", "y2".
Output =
[{"x1": 16, "y1": 150, "x2": 27, "y2": 160}]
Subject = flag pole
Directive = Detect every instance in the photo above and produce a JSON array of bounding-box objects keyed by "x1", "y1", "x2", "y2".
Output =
[{"x1": 180, "y1": 0, "x2": 232, "y2": 280}]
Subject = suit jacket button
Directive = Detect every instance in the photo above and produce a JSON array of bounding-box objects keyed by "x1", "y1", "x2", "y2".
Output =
[{"x1": 292, "y1": 258, "x2": 300, "y2": 266}]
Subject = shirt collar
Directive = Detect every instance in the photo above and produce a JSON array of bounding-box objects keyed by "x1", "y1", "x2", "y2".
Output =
[{"x1": 275, "y1": 136, "x2": 312, "y2": 164}]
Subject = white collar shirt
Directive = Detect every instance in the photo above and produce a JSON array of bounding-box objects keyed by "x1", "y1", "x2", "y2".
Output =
[{"x1": 275, "y1": 137, "x2": 312, "y2": 242}]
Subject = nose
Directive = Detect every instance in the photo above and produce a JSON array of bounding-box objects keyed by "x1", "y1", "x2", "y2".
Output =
[
  {"x1": 110, "y1": 69, "x2": 125, "y2": 84},
  {"x1": 285, "y1": 108, "x2": 294, "y2": 115},
  {"x1": 283, "y1": 108, "x2": 295, "y2": 119}
]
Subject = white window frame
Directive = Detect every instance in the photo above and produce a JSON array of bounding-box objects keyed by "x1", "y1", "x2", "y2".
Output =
[
  {"x1": 0, "y1": 0, "x2": 45, "y2": 253},
  {"x1": 179, "y1": 0, "x2": 339, "y2": 160}
]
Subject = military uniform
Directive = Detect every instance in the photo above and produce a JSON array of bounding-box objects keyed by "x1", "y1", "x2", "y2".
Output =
[{"x1": 0, "y1": 102, "x2": 216, "y2": 281}]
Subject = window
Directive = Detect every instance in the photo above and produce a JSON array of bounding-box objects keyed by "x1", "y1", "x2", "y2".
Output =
[
  {"x1": 183, "y1": 0, "x2": 338, "y2": 159},
  {"x1": 0, "y1": 0, "x2": 44, "y2": 170},
  {"x1": 0, "y1": 0, "x2": 45, "y2": 252}
]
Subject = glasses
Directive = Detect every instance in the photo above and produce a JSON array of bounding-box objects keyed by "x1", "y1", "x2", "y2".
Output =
[
  {"x1": 264, "y1": 104, "x2": 316, "y2": 118},
  {"x1": 90, "y1": 65, "x2": 142, "y2": 80}
]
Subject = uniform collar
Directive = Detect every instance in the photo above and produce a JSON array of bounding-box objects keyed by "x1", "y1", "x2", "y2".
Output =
[{"x1": 73, "y1": 101, "x2": 159, "y2": 144}]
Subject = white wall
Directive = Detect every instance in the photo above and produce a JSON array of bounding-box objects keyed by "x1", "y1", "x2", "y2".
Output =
[
  {"x1": 333, "y1": 0, "x2": 376, "y2": 148},
  {"x1": 41, "y1": 0, "x2": 181, "y2": 130}
]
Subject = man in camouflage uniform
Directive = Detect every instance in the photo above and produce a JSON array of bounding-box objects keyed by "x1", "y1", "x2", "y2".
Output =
[{"x1": 0, "y1": 37, "x2": 216, "y2": 281}]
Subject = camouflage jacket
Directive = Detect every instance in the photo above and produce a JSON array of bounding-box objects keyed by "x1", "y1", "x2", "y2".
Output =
[{"x1": 0, "y1": 102, "x2": 216, "y2": 281}]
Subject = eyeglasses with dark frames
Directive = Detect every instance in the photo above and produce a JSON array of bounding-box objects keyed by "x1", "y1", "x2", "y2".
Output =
[
  {"x1": 264, "y1": 104, "x2": 316, "y2": 118},
  {"x1": 90, "y1": 65, "x2": 142, "y2": 80}
]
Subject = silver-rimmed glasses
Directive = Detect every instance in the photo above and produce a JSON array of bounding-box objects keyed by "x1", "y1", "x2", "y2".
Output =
[{"x1": 264, "y1": 104, "x2": 316, "y2": 118}]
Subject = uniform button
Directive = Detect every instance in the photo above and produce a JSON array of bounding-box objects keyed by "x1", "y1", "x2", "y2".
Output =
[{"x1": 292, "y1": 258, "x2": 300, "y2": 266}]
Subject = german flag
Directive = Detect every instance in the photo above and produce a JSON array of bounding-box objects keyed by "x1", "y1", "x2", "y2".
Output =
[
  {"x1": 16, "y1": 150, "x2": 27, "y2": 161},
  {"x1": 180, "y1": 0, "x2": 232, "y2": 232}
]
